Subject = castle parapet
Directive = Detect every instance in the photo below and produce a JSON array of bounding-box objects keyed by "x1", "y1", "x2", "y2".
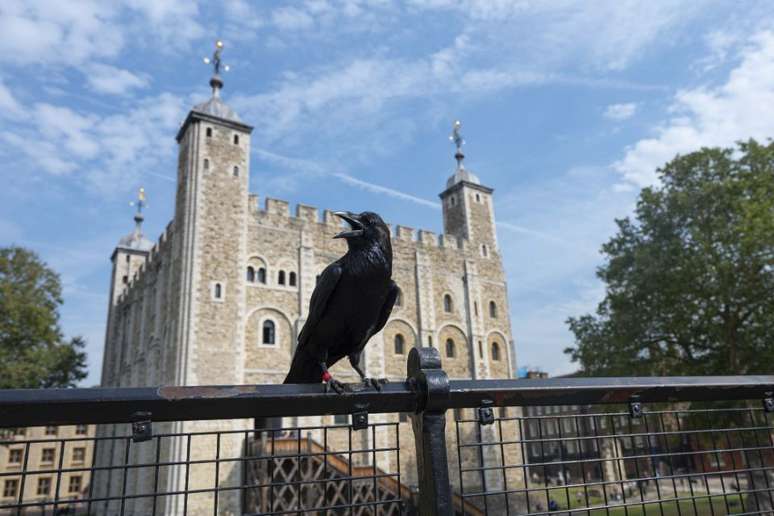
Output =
[
  {"x1": 296, "y1": 204, "x2": 319, "y2": 224},
  {"x1": 396, "y1": 225, "x2": 415, "y2": 241},
  {"x1": 323, "y1": 210, "x2": 339, "y2": 226},
  {"x1": 418, "y1": 230, "x2": 438, "y2": 246},
  {"x1": 265, "y1": 198, "x2": 289, "y2": 217}
]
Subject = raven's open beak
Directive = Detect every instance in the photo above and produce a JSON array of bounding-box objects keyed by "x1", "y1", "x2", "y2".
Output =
[{"x1": 333, "y1": 212, "x2": 365, "y2": 239}]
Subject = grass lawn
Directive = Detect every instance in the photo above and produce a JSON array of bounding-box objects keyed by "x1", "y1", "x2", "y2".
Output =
[{"x1": 528, "y1": 486, "x2": 752, "y2": 515}]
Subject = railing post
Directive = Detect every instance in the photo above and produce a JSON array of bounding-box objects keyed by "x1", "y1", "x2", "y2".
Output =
[{"x1": 407, "y1": 347, "x2": 453, "y2": 515}]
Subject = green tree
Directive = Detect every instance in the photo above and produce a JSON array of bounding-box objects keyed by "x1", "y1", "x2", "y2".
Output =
[
  {"x1": 0, "y1": 246, "x2": 87, "y2": 388},
  {"x1": 566, "y1": 140, "x2": 774, "y2": 376}
]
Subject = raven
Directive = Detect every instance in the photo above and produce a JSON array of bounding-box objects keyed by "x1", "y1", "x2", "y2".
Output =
[{"x1": 284, "y1": 211, "x2": 398, "y2": 393}]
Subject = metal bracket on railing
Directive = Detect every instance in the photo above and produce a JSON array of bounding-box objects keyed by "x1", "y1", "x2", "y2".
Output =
[
  {"x1": 131, "y1": 411, "x2": 153, "y2": 442},
  {"x1": 351, "y1": 409, "x2": 369, "y2": 430},
  {"x1": 763, "y1": 395, "x2": 774, "y2": 413},
  {"x1": 477, "y1": 400, "x2": 494, "y2": 426},
  {"x1": 407, "y1": 347, "x2": 453, "y2": 515},
  {"x1": 628, "y1": 396, "x2": 643, "y2": 419}
]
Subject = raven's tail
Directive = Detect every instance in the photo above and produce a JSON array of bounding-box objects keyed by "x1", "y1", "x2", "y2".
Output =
[{"x1": 283, "y1": 352, "x2": 322, "y2": 384}]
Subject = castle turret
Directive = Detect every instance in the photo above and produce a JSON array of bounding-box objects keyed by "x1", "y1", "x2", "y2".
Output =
[
  {"x1": 101, "y1": 188, "x2": 153, "y2": 386},
  {"x1": 439, "y1": 120, "x2": 498, "y2": 258},
  {"x1": 171, "y1": 40, "x2": 253, "y2": 388}
]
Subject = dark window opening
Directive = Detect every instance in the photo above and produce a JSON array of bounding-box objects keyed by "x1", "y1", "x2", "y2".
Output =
[
  {"x1": 37, "y1": 478, "x2": 51, "y2": 496},
  {"x1": 482, "y1": 244, "x2": 488, "y2": 257},
  {"x1": 394, "y1": 334, "x2": 405, "y2": 355},
  {"x1": 258, "y1": 267, "x2": 266, "y2": 284},
  {"x1": 206, "y1": 127, "x2": 212, "y2": 137},
  {"x1": 122, "y1": 275, "x2": 128, "y2": 285},
  {"x1": 214, "y1": 283, "x2": 222, "y2": 299},
  {"x1": 395, "y1": 288, "x2": 403, "y2": 307},
  {"x1": 289, "y1": 271, "x2": 297, "y2": 286},
  {"x1": 443, "y1": 294, "x2": 453, "y2": 313},
  {"x1": 203, "y1": 158, "x2": 209, "y2": 170},
  {"x1": 478, "y1": 340, "x2": 483, "y2": 358},
  {"x1": 489, "y1": 301, "x2": 498, "y2": 318},
  {"x1": 262, "y1": 320, "x2": 276, "y2": 345},
  {"x1": 492, "y1": 341, "x2": 501, "y2": 361},
  {"x1": 246, "y1": 266, "x2": 255, "y2": 283},
  {"x1": 476, "y1": 193, "x2": 481, "y2": 202},
  {"x1": 428, "y1": 335, "x2": 433, "y2": 346},
  {"x1": 233, "y1": 166, "x2": 239, "y2": 177},
  {"x1": 278, "y1": 270, "x2": 286, "y2": 285},
  {"x1": 334, "y1": 414, "x2": 348, "y2": 424},
  {"x1": 233, "y1": 134, "x2": 239, "y2": 145},
  {"x1": 474, "y1": 302, "x2": 478, "y2": 316},
  {"x1": 445, "y1": 338, "x2": 455, "y2": 358}
]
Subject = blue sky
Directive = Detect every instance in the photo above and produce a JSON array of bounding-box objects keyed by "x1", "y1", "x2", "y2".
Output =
[{"x1": 2, "y1": 1, "x2": 774, "y2": 386}]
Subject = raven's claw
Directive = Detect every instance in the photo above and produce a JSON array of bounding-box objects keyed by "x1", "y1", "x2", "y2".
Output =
[
  {"x1": 325, "y1": 378, "x2": 347, "y2": 394},
  {"x1": 362, "y1": 378, "x2": 388, "y2": 391}
]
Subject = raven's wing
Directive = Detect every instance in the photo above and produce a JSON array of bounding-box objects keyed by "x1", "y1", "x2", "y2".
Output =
[
  {"x1": 295, "y1": 262, "x2": 343, "y2": 353},
  {"x1": 366, "y1": 280, "x2": 399, "y2": 341}
]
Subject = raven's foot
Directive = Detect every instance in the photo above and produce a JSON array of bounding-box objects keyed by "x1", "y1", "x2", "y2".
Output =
[
  {"x1": 362, "y1": 377, "x2": 388, "y2": 391},
  {"x1": 324, "y1": 378, "x2": 348, "y2": 394}
]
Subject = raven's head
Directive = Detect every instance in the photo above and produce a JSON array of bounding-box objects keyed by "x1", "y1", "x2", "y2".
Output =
[{"x1": 333, "y1": 211, "x2": 391, "y2": 251}]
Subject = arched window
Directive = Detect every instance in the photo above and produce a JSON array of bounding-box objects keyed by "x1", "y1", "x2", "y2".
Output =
[
  {"x1": 394, "y1": 334, "x2": 405, "y2": 355},
  {"x1": 214, "y1": 283, "x2": 222, "y2": 299},
  {"x1": 206, "y1": 127, "x2": 212, "y2": 137},
  {"x1": 203, "y1": 158, "x2": 209, "y2": 171},
  {"x1": 395, "y1": 288, "x2": 403, "y2": 307},
  {"x1": 491, "y1": 341, "x2": 501, "y2": 361},
  {"x1": 233, "y1": 166, "x2": 239, "y2": 177},
  {"x1": 246, "y1": 266, "x2": 255, "y2": 283},
  {"x1": 489, "y1": 301, "x2": 498, "y2": 318},
  {"x1": 475, "y1": 193, "x2": 481, "y2": 202},
  {"x1": 257, "y1": 267, "x2": 266, "y2": 284},
  {"x1": 450, "y1": 196, "x2": 456, "y2": 206},
  {"x1": 278, "y1": 270, "x2": 286, "y2": 285},
  {"x1": 445, "y1": 338, "x2": 455, "y2": 358},
  {"x1": 233, "y1": 134, "x2": 239, "y2": 145},
  {"x1": 443, "y1": 294, "x2": 453, "y2": 313},
  {"x1": 289, "y1": 272, "x2": 297, "y2": 286},
  {"x1": 482, "y1": 244, "x2": 488, "y2": 257},
  {"x1": 262, "y1": 320, "x2": 276, "y2": 345}
]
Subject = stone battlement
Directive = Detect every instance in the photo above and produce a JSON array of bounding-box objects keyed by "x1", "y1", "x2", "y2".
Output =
[{"x1": 248, "y1": 194, "x2": 467, "y2": 251}]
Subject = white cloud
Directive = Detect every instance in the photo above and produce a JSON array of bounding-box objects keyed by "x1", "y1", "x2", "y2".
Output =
[
  {"x1": 614, "y1": 30, "x2": 774, "y2": 187},
  {"x1": 604, "y1": 102, "x2": 638, "y2": 121},
  {"x1": 1, "y1": 92, "x2": 186, "y2": 191},
  {"x1": 0, "y1": 79, "x2": 24, "y2": 119},
  {"x1": 272, "y1": 6, "x2": 315, "y2": 30},
  {"x1": 86, "y1": 64, "x2": 149, "y2": 95}
]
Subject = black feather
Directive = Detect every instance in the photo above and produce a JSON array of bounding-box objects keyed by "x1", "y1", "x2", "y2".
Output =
[{"x1": 283, "y1": 211, "x2": 394, "y2": 385}]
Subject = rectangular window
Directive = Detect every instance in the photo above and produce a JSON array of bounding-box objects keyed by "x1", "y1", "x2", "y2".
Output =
[
  {"x1": 3, "y1": 479, "x2": 18, "y2": 498},
  {"x1": 72, "y1": 447, "x2": 86, "y2": 463},
  {"x1": 333, "y1": 414, "x2": 348, "y2": 425},
  {"x1": 68, "y1": 476, "x2": 82, "y2": 493},
  {"x1": 41, "y1": 448, "x2": 55, "y2": 463},
  {"x1": 37, "y1": 477, "x2": 51, "y2": 496},
  {"x1": 45, "y1": 426, "x2": 57, "y2": 436},
  {"x1": 13, "y1": 428, "x2": 25, "y2": 436},
  {"x1": 75, "y1": 425, "x2": 88, "y2": 435},
  {"x1": 8, "y1": 449, "x2": 22, "y2": 464}
]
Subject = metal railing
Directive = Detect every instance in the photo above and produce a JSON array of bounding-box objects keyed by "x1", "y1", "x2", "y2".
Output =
[{"x1": 0, "y1": 348, "x2": 772, "y2": 515}]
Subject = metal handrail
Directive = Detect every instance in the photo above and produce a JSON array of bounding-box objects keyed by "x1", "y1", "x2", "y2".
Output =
[{"x1": 1, "y1": 374, "x2": 772, "y2": 427}]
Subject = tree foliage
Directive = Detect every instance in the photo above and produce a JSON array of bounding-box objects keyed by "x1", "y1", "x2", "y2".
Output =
[
  {"x1": 566, "y1": 140, "x2": 774, "y2": 376},
  {"x1": 0, "y1": 246, "x2": 87, "y2": 388}
]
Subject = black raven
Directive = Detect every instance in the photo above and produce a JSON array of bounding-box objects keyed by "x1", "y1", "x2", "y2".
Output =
[{"x1": 284, "y1": 211, "x2": 398, "y2": 393}]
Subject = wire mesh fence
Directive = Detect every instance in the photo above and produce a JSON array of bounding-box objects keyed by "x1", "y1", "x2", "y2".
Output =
[
  {"x1": 1, "y1": 420, "x2": 404, "y2": 516},
  {"x1": 454, "y1": 402, "x2": 774, "y2": 515}
]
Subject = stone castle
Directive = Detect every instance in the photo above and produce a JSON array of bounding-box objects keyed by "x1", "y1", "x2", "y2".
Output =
[{"x1": 94, "y1": 53, "x2": 520, "y2": 514}]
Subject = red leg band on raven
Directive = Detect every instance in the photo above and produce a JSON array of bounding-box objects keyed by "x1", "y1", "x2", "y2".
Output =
[{"x1": 322, "y1": 371, "x2": 332, "y2": 382}]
